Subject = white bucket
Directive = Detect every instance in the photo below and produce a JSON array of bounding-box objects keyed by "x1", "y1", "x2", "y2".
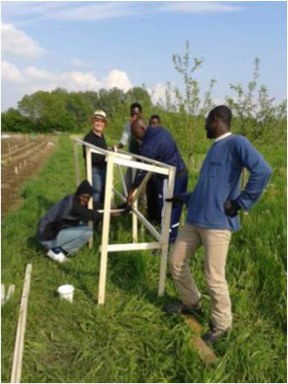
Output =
[{"x1": 57, "y1": 284, "x2": 74, "y2": 302}]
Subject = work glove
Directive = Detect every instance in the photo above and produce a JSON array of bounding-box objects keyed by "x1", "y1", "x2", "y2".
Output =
[
  {"x1": 165, "y1": 196, "x2": 184, "y2": 207},
  {"x1": 224, "y1": 200, "x2": 241, "y2": 217}
]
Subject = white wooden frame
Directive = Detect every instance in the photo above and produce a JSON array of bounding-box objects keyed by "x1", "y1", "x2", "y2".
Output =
[{"x1": 74, "y1": 140, "x2": 176, "y2": 305}]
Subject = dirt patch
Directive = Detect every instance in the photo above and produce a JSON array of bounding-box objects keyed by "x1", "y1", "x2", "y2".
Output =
[{"x1": 1, "y1": 134, "x2": 58, "y2": 217}]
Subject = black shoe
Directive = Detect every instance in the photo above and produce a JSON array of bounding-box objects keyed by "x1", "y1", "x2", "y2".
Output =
[
  {"x1": 163, "y1": 300, "x2": 202, "y2": 316},
  {"x1": 201, "y1": 327, "x2": 231, "y2": 344}
]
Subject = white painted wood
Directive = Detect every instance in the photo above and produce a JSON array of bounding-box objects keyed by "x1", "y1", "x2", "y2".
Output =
[
  {"x1": 132, "y1": 167, "x2": 138, "y2": 243},
  {"x1": 98, "y1": 154, "x2": 114, "y2": 305},
  {"x1": 158, "y1": 167, "x2": 176, "y2": 296},
  {"x1": 74, "y1": 142, "x2": 80, "y2": 186},
  {"x1": 85, "y1": 147, "x2": 94, "y2": 248},
  {"x1": 6, "y1": 284, "x2": 15, "y2": 302},
  {"x1": 100, "y1": 242, "x2": 162, "y2": 252},
  {"x1": 10, "y1": 264, "x2": 32, "y2": 384},
  {"x1": 131, "y1": 207, "x2": 162, "y2": 241},
  {"x1": 113, "y1": 157, "x2": 169, "y2": 175},
  {"x1": 1, "y1": 284, "x2": 5, "y2": 306}
]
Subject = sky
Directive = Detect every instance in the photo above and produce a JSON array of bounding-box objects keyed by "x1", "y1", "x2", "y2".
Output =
[{"x1": 1, "y1": 0, "x2": 287, "y2": 112}]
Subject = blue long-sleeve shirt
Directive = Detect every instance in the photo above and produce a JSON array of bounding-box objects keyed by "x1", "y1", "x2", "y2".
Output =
[
  {"x1": 182, "y1": 134, "x2": 272, "y2": 231},
  {"x1": 133, "y1": 126, "x2": 187, "y2": 188}
]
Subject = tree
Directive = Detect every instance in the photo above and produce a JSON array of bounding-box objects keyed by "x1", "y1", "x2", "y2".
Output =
[
  {"x1": 225, "y1": 57, "x2": 287, "y2": 142},
  {"x1": 1, "y1": 108, "x2": 34, "y2": 132}
]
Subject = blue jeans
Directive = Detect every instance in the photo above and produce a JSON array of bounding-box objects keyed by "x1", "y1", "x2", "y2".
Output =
[
  {"x1": 40, "y1": 225, "x2": 93, "y2": 255},
  {"x1": 92, "y1": 166, "x2": 106, "y2": 204}
]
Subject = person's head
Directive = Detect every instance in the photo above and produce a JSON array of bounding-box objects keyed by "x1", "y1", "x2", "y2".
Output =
[
  {"x1": 130, "y1": 103, "x2": 142, "y2": 119},
  {"x1": 130, "y1": 118, "x2": 147, "y2": 141},
  {"x1": 149, "y1": 115, "x2": 161, "y2": 127},
  {"x1": 90, "y1": 110, "x2": 107, "y2": 136},
  {"x1": 205, "y1": 105, "x2": 232, "y2": 139},
  {"x1": 75, "y1": 180, "x2": 93, "y2": 206}
]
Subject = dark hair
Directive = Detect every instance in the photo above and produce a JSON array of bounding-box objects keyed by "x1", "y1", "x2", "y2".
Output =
[
  {"x1": 209, "y1": 105, "x2": 232, "y2": 126},
  {"x1": 149, "y1": 114, "x2": 161, "y2": 122},
  {"x1": 130, "y1": 102, "x2": 142, "y2": 112}
]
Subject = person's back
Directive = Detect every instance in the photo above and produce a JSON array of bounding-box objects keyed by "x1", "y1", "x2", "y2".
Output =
[{"x1": 140, "y1": 126, "x2": 186, "y2": 173}]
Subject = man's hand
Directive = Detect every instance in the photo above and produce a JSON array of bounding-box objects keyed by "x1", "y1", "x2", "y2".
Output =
[
  {"x1": 165, "y1": 196, "x2": 184, "y2": 207},
  {"x1": 127, "y1": 189, "x2": 135, "y2": 206},
  {"x1": 224, "y1": 200, "x2": 241, "y2": 217}
]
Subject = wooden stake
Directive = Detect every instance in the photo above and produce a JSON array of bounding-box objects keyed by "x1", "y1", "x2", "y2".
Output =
[
  {"x1": 10, "y1": 264, "x2": 32, "y2": 384},
  {"x1": 6, "y1": 284, "x2": 15, "y2": 302},
  {"x1": 86, "y1": 148, "x2": 94, "y2": 248}
]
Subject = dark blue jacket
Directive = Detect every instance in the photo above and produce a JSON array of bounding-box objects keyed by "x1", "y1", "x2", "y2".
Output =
[
  {"x1": 134, "y1": 126, "x2": 187, "y2": 187},
  {"x1": 36, "y1": 195, "x2": 102, "y2": 241}
]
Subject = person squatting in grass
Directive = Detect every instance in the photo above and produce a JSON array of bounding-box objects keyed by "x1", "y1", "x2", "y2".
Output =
[
  {"x1": 83, "y1": 110, "x2": 108, "y2": 204},
  {"x1": 127, "y1": 118, "x2": 188, "y2": 244},
  {"x1": 36, "y1": 180, "x2": 120, "y2": 263},
  {"x1": 164, "y1": 105, "x2": 272, "y2": 344}
]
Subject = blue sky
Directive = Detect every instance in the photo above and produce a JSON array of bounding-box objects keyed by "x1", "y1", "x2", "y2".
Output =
[{"x1": 1, "y1": 1, "x2": 287, "y2": 111}]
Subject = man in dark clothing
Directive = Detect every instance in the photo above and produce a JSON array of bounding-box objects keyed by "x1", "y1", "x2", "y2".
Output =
[
  {"x1": 36, "y1": 180, "x2": 104, "y2": 263},
  {"x1": 83, "y1": 110, "x2": 108, "y2": 204},
  {"x1": 127, "y1": 119, "x2": 188, "y2": 244},
  {"x1": 146, "y1": 114, "x2": 162, "y2": 223}
]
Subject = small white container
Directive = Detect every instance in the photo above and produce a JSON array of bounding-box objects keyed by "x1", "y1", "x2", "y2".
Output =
[{"x1": 57, "y1": 284, "x2": 74, "y2": 302}]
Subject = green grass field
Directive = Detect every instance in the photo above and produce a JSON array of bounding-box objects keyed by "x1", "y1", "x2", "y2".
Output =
[{"x1": 2, "y1": 135, "x2": 286, "y2": 383}]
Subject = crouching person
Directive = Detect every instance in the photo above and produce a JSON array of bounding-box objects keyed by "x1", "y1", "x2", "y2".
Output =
[{"x1": 36, "y1": 180, "x2": 104, "y2": 263}]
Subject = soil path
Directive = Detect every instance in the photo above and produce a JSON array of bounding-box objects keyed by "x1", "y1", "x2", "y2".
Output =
[{"x1": 1, "y1": 134, "x2": 58, "y2": 217}]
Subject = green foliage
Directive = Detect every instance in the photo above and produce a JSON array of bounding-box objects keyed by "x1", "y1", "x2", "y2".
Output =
[
  {"x1": 1, "y1": 136, "x2": 286, "y2": 383},
  {"x1": 225, "y1": 58, "x2": 287, "y2": 142},
  {"x1": 1, "y1": 108, "x2": 36, "y2": 132}
]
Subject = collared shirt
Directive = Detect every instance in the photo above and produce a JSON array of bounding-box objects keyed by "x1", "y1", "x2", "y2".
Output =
[{"x1": 214, "y1": 132, "x2": 232, "y2": 143}]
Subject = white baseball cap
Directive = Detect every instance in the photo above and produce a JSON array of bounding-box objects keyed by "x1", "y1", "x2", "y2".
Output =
[{"x1": 91, "y1": 110, "x2": 107, "y2": 122}]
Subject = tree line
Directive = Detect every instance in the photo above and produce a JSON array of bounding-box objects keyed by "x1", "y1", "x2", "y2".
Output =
[{"x1": 2, "y1": 41, "x2": 286, "y2": 147}]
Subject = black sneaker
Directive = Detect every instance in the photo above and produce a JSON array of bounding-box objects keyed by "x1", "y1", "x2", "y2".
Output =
[
  {"x1": 201, "y1": 327, "x2": 231, "y2": 344},
  {"x1": 163, "y1": 300, "x2": 202, "y2": 316}
]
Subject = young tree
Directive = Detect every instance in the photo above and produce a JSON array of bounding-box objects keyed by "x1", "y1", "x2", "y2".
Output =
[{"x1": 225, "y1": 57, "x2": 286, "y2": 142}]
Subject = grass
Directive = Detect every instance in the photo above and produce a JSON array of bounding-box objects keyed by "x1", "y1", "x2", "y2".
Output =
[{"x1": 1, "y1": 135, "x2": 286, "y2": 383}]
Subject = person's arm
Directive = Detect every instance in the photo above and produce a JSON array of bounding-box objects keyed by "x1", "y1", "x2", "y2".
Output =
[
  {"x1": 71, "y1": 198, "x2": 103, "y2": 223},
  {"x1": 226, "y1": 137, "x2": 272, "y2": 214},
  {"x1": 117, "y1": 122, "x2": 130, "y2": 148}
]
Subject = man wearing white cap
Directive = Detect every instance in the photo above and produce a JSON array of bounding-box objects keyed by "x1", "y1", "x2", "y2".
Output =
[{"x1": 83, "y1": 110, "x2": 108, "y2": 204}]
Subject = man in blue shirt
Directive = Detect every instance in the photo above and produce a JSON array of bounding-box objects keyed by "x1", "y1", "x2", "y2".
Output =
[
  {"x1": 164, "y1": 106, "x2": 272, "y2": 344},
  {"x1": 127, "y1": 119, "x2": 188, "y2": 244}
]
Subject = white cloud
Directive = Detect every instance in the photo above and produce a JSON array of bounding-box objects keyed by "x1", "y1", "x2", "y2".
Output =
[
  {"x1": 1, "y1": 23, "x2": 45, "y2": 58},
  {"x1": 104, "y1": 69, "x2": 132, "y2": 92},
  {"x1": 160, "y1": 2, "x2": 241, "y2": 14},
  {"x1": 51, "y1": 2, "x2": 135, "y2": 22},
  {"x1": 1, "y1": 61, "x2": 133, "y2": 110},
  {"x1": 2, "y1": 1, "x2": 241, "y2": 24},
  {"x1": 1, "y1": 61, "x2": 25, "y2": 83},
  {"x1": 72, "y1": 58, "x2": 84, "y2": 67}
]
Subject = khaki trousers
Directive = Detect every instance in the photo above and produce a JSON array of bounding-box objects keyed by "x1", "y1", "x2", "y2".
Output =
[{"x1": 169, "y1": 223, "x2": 232, "y2": 330}]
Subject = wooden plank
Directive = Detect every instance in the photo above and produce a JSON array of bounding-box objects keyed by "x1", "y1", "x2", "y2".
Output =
[
  {"x1": 158, "y1": 166, "x2": 176, "y2": 296},
  {"x1": 6, "y1": 284, "x2": 15, "y2": 302},
  {"x1": 100, "y1": 242, "x2": 162, "y2": 252},
  {"x1": 85, "y1": 147, "x2": 94, "y2": 248},
  {"x1": 74, "y1": 142, "x2": 80, "y2": 186},
  {"x1": 181, "y1": 314, "x2": 218, "y2": 364},
  {"x1": 1, "y1": 284, "x2": 5, "y2": 306},
  {"x1": 98, "y1": 155, "x2": 114, "y2": 305},
  {"x1": 10, "y1": 264, "x2": 32, "y2": 384}
]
